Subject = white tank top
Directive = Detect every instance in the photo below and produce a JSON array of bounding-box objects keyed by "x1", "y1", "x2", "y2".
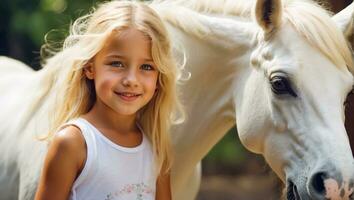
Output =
[{"x1": 61, "y1": 118, "x2": 156, "y2": 200}]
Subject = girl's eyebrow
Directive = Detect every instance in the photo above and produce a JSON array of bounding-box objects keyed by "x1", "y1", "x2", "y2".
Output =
[
  {"x1": 143, "y1": 58, "x2": 154, "y2": 62},
  {"x1": 105, "y1": 54, "x2": 154, "y2": 62},
  {"x1": 105, "y1": 54, "x2": 125, "y2": 59}
]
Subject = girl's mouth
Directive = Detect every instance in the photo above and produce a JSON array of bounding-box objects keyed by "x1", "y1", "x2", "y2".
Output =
[{"x1": 115, "y1": 92, "x2": 142, "y2": 102}]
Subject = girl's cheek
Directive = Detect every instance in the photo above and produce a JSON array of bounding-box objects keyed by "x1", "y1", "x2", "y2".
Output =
[
  {"x1": 96, "y1": 77, "x2": 116, "y2": 91},
  {"x1": 140, "y1": 73, "x2": 157, "y2": 84},
  {"x1": 148, "y1": 78, "x2": 159, "y2": 89}
]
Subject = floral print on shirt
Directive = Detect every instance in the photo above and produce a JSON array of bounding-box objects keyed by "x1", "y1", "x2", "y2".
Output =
[{"x1": 104, "y1": 183, "x2": 154, "y2": 200}]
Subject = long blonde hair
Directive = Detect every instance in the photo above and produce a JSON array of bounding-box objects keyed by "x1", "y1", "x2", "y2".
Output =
[{"x1": 40, "y1": 0, "x2": 184, "y2": 175}]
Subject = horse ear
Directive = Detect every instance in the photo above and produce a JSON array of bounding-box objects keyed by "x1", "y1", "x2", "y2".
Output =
[
  {"x1": 254, "y1": 0, "x2": 283, "y2": 34},
  {"x1": 332, "y1": 2, "x2": 354, "y2": 51}
]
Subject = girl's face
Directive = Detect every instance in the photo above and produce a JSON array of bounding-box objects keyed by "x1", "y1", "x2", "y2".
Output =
[{"x1": 85, "y1": 28, "x2": 159, "y2": 116}]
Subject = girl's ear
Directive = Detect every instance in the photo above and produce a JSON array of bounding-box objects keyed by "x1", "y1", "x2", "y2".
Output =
[
  {"x1": 155, "y1": 83, "x2": 159, "y2": 93},
  {"x1": 84, "y1": 62, "x2": 95, "y2": 80}
]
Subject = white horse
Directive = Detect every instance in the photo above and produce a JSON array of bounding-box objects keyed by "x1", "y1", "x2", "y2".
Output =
[{"x1": 0, "y1": 0, "x2": 354, "y2": 199}]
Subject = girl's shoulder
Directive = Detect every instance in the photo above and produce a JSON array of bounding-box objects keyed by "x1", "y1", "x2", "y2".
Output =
[
  {"x1": 55, "y1": 125, "x2": 86, "y2": 153},
  {"x1": 51, "y1": 125, "x2": 87, "y2": 172},
  {"x1": 35, "y1": 125, "x2": 87, "y2": 198}
]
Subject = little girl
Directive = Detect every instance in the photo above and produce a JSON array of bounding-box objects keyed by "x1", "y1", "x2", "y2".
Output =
[{"x1": 34, "y1": 1, "x2": 184, "y2": 200}]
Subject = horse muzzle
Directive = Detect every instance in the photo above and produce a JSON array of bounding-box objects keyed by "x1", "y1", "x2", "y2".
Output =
[{"x1": 287, "y1": 168, "x2": 354, "y2": 200}]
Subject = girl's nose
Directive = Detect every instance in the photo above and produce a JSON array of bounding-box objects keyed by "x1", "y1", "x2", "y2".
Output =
[{"x1": 122, "y1": 69, "x2": 138, "y2": 87}]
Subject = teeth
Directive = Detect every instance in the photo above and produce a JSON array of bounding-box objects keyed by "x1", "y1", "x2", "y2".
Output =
[{"x1": 120, "y1": 93, "x2": 139, "y2": 97}]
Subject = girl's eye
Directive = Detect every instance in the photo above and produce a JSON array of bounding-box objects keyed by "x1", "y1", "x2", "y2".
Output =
[
  {"x1": 110, "y1": 61, "x2": 124, "y2": 68},
  {"x1": 141, "y1": 64, "x2": 155, "y2": 71}
]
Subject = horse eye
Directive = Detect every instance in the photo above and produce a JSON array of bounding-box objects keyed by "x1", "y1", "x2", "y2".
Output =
[{"x1": 270, "y1": 76, "x2": 297, "y2": 97}]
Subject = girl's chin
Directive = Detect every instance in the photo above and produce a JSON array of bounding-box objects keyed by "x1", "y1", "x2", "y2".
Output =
[{"x1": 113, "y1": 108, "x2": 140, "y2": 116}]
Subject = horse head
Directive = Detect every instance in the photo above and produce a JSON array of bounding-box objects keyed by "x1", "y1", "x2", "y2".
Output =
[{"x1": 235, "y1": 0, "x2": 354, "y2": 199}]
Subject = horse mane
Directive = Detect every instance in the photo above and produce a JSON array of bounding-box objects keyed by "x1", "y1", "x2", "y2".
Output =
[
  {"x1": 282, "y1": 1, "x2": 354, "y2": 72},
  {"x1": 152, "y1": 0, "x2": 353, "y2": 72},
  {"x1": 152, "y1": 0, "x2": 254, "y2": 17}
]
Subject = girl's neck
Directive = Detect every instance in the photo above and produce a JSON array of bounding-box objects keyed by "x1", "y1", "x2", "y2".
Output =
[{"x1": 84, "y1": 101, "x2": 138, "y2": 133}]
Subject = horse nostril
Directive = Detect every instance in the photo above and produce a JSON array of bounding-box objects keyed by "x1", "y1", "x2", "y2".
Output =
[{"x1": 309, "y1": 172, "x2": 328, "y2": 196}]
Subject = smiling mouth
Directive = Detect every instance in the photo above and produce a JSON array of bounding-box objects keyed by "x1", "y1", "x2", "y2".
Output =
[
  {"x1": 116, "y1": 92, "x2": 141, "y2": 97},
  {"x1": 114, "y1": 92, "x2": 142, "y2": 101},
  {"x1": 287, "y1": 180, "x2": 301, "y2": 200}
]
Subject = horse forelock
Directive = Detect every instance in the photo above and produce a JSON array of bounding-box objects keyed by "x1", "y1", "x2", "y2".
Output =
[{"x1": 282, "y1": 1, "x2": 354, "y2": 73}]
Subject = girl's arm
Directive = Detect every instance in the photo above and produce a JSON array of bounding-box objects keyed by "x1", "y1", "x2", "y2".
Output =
[
  {"x1": 156, "y1": 172, "x2": 172, "y2": 200},
  {"x1": 35, "y1": 126, "x2": 86, "y2": 200}
]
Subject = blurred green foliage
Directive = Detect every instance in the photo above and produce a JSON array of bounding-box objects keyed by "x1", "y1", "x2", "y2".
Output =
[
  {"x1": 0, "y1": 0, "x2": 103, "y2": 69},
  {"x1": 203, "y1": 127, "x2": 266, "y2": 175},
  {"x1": 205, "y1": 127, "x2": 247, "y2": 166}
]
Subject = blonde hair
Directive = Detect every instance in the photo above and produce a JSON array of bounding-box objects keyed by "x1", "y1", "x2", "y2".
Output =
[{"x1": 39, "y1": 0, "x2": 184, "y2": 175}]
